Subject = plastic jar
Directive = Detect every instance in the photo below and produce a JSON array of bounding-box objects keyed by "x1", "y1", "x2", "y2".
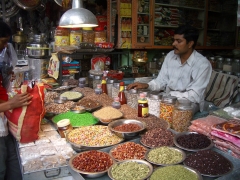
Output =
[
  {"x1": 112, "y1": 82, "x2": 120, "y2": 98},
  {"x1": 127, "y1": 89, "x2": 138, "y2": 109},
  {"x1": 147, "y1": 92, "x2": 162, "y2": 118},
  {"x1": 94, "y1": 29, "x2": 107, "y2": 43},
  {"x1": 216, "y1": 57, "x2": 224, "y2": 70},
  {"x1": 54, "y1": 26, "x2": 69, "y2": 47},
  {"x1": 107, "y1": 79, "x2": 116, "y2": 98},
  {"x1": 57, "y1": 119, "x2": 73, "y2": 138},
  {"x1": 93, "y1": 75, "x2": 102, "y2": 89},
  {"x1": 82, "y1": 27, "x2": 95, "y2": 43},
  {"x1": 232, "y1": 59, "x2": 240, "y2": 73},
  {"x1": 223, "y1": 58, "x2": 232, "y2": 72},
  {"x1": 112, "y1": 97, "x2": 121, "y2": 109},
  {"x1": 172, "y1": 100, "x2": 193, "y2": 132},
  {"x1": 160, "y1": 96, "x2": 177, "y2": 127},
  {"x1": 95, "y1": 84, "x2": 102, "y2": 94},
  {"x1": 138, "y1": 93, "x2": 149, "y2": 117},
  {"x1": 70, "y1": 28, "x2": 82, "y2": 46}
]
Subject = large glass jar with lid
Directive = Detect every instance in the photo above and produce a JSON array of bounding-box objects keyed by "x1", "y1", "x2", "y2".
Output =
[
  {"x1": 160, "y1": 96, "x2": 177, "y2": 127},
  {"x1": 223, "y1": 58, "x2": 233, "y2": 72},
  {"x1": 147, "y1": 91, "x2": 162, "y2": 118},
  {"x1": 232, "y1": 59, "x2": 240, "y2": 73},
  {"x1": 216, "y1": 57, "x2": 224, "y2": 71},
  {"x1": 172, "y1": 99, "x2": 193, "y2": 132}
]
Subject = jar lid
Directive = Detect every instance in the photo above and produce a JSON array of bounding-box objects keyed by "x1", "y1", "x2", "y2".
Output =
[
  {"x1": 57, "y1": 119, "x2": 70, "y2": 128},
  {"x1": 209, "y1": 56, "x2": 215, "y2": 60},
  {"x1": 94, "y1": 75, "x2": 101, "y2": 80},
  {"x1": 234, "y1": 59, "x2": 240, "y2": 62},
  {"x1": 176, "y1": 104, "x2": 193, "y2": 110},
  {"x1": 217, "y1": 57, "x2": 224, "y2": 61},
  {"x1": 234, "y1": 72, "x2": 240, "y2": 77},
  {"x1": 149, "y1": 91, "x2": 162, "y2": 100},
  {"x1": 107, "y1": 78, "x2": 117, "y2": 84},
  {"x1": 129, "y1": 89, "x2": 137, "y2": 94},
  {"x1": 162, "y1": 96, "x2": 177, "y2": 104},
  {"x1": 82, "y1": 27, "x2": 93, "y2": 31},
  {"x1": 225, "y1": 58, "x2": 232, "y2": 62},
  {"x1": 113, "y1": 82, "x2": 120, "y2": 88}
]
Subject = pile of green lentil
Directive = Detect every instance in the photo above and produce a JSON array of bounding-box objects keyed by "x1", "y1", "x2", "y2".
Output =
[
  {"x1": 52, "y1": 112, "x2": 98, "y2": 127},
  {"x1": 150, "y1": 165, "x2": 199, "y2": 180}
]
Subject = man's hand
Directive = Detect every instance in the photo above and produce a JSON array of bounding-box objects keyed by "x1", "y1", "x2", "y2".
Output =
[
  {"x1": 8, "y1": 92, "x2": 32, "y2": 109},
  {"x1": 127, "y1": 82, "x2": 149, "y2": 90}
]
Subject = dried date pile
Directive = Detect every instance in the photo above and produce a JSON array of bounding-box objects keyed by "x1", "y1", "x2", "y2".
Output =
[
  {"x1": 184, "y1": 150, "x2": 232, "y2": 176},
  {"x1": 72, "y1": 150, "x2": 113, "y2": 172},
  {"x1": 140, "y1": 128, "x2": 174, "y2": 148},
  {"x1": 176, "y1": 133, "x2": 211, "y2": 149}
]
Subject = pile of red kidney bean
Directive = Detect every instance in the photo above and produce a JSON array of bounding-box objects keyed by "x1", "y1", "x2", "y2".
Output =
[{"x1": 113, "y1": 123, "x2": 142, "y2": 132}]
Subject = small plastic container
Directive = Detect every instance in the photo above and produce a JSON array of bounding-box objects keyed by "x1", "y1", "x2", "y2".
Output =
[
  {"x1": 57, "y1": 119, "x2": 73, "y2": 138},
  {"x1": 95, "y1": 84, "x2": 102, "y2": 95},
  {"x1": 172, "y1": 99, "x2": 193, "y2": 132},
  {"x1": 112, "y1": 97, "x2": 121, "y2": 109},
  {"x1": 160, "y1": 96, "x2": 177, "y2": 127}
]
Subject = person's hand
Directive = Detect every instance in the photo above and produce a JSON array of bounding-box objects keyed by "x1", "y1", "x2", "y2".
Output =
[
  {"x1": 8, "y1": 92, "x2": 32, "y2": 109},
  {"x1": 127, "y1": 82, "x2": 149, "y2": 90}
]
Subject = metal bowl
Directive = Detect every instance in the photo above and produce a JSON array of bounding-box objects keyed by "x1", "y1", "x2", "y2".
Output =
[
  {"x1": 145, "y1": 146, "x2": 186, "y2": 166},
  {"x1": 60, "y1": 91, "x2": 84, "y2": 101},
  {"x1": 173, "y1": 132, "x2": 214, "y2": 152},
  {"x1": 149, "y1": 165, "x2": 203, "y2": 180},
  {"x1": 53, "y1": 97, "x2": 67, "y2": 104},
  {"x1": 66, "y1": 126, "x2": 124, "y2": 152},
  {"x1": 68, "y1": 151, "x2": 115, "y2": 178},
  {"x1": 108, "y1": 119, "x2": 146, "y2": 139},
  {"x1": 108, "y1": 159, "x2": 153, "y2": 180},
  {"x1": 70, "y1": 105, "x2": 86, "y2": 114},
  {"x1": 93, "y1": 112, "x2": 123, "y2": 125}
]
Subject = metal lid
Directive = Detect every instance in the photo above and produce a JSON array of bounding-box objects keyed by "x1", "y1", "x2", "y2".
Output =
[
  {"x1": 225, "y1": 58, "x2": 232, "y2": 62},
  {"x1": 129, "y1": 89, "x2": 137, "y2": 94},
  {"x1": 57, "y1": 119, "x2": 70, "y2": 128},
  {"x1": 113, "y1": 82, "x2": 120, "y2": 88},
  {"x1": 234, "y1": 59, "x2": 240, "y2": 63},
  {"x1": 217, "y1": 57, "x2": 224, "y2": 61},
  {"x1": 107, "y1": 78, "x2": 117, "y2": 84},
  {"x1": 176, "y1": 104, "x2": 193, "y2": 110},
  {"x1": 94, "y1": 75, "x2": 101, "y2": 80},
  {"x1": 209, "y1": 56, "x2": 215, "y2": 60},
  {"x1": 162, "y1": 96, "x2": 177, "y2": 104},
  {"x1": 149, "y1": 91, "x2": 162, "y2": 100},
  {"x1": 234, "y1": 72, "x2": 240, "y2": 77}
]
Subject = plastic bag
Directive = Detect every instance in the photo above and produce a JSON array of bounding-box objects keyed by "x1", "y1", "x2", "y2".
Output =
[{"x1": 0, "y1": 43, "x2": 18, "y2": 91}]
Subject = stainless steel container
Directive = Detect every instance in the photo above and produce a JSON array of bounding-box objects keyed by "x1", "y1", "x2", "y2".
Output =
[{"x1": 27, "y1": 34, "x2": 50, "y2": 59}]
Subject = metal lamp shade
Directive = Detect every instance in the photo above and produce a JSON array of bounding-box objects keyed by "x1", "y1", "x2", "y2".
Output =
[{"x1": 59, "y1": 0, "x2": 98, "y2": 28}]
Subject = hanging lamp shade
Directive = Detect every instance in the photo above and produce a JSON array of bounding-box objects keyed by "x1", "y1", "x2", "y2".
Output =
[{"x1": 59, "y1": 0, "x2": 98, "y2": 28}]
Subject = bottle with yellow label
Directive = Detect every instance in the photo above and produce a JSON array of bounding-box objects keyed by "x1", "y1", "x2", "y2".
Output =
[{"x1": 138, "y1": 93, "x2": 149, "y2": 117}]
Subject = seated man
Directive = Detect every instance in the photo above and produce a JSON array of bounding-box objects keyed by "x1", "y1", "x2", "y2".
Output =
[{"x1": 127, "y1": 25, "x2": 212, "y2": 113}]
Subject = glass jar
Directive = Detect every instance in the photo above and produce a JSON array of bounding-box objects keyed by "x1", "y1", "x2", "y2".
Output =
[
  {"x1": 82, "y1": 27, "x2": 95, "y2": 43},
  {"x1": 147, "y1": 92, "x2": 162, "y2": 118},
  {"x1": 138, "y1": 93, "x2": 149, "y2": 117},
  {"x1": 112, "y1": 97, "x2": 121, "y2": 109},
  {"x1": 57, "y1": 119, "x2": 73, "y2": 138},
  {"x1": 216, "y1": 57, "x2": 224, "y2": 70},
  {"x1": 127, "y1": 89, "x2": 138, "y2": 109},
  {"x1": 112, "y1": 82, "x2": 120, "y2": 98},
  {"x1": 209, "y1": 56, "x2": 217, "y2": 69},
  {"x1": 95, "y1": 84, "x2": 102, "y2": 94},
  {"x1": 107, "y1": 79, "x2": 116, "y2": 98},
  {"x1": 70, "y1": 28, "x2": 82, "y2": 46},
  {"x1": 88, "y1": 73, "x2": 94, "y2": 88},
  {"x1": 223, "y1": 58, "x2": 232, "y2": 72},
  {"x1": 54, "y1": 26, "x2": 69, "y2": 47},
  {"x1": 160, "y1": 96, "x2": 177, "y2": 127},
  {"x1": 172, "y1": 100, "x2": 193, "y2": 132},
  {"x1": 93, "y1": 75, "x2": 102, "y2": 89},
  {"x1": 232, "y1": 59, "x2": 240, "y2": 73}
]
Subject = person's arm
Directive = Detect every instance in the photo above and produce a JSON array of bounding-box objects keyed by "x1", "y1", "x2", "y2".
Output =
[
  {"x1": 170, "y1": 60, "x2": 212, "y2": 103},
  {"x1": 0, "y1": 92, "x2": 32, "y2": 112}
]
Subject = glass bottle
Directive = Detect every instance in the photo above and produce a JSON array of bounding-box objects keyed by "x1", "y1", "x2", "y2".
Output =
[
  {"x1": 147, "y1": 91, "x2": 162, "y2": 118},
  {"x1": 118, "y1": 82, "x2": 127, "y2": 105},
  {"x1": 232, "y1": 59, "x2": 240, "y2": 73},
  {"x1": 172, "y1": 99, "x2": 193, "y2": 132},
  {"x1": 216, "y1": 57, "x2": 224, "y2": 71},
  {"x1": 209, "y1": 56, "x2": 217, "y2": 69},
  {"x1": 138, "y1": 93, "x2": 149, "y2": 117},
  {"x1": 160, "y1": 96, "x2": 177, "y2": 127},
  {"x1": 95, "y1": 84, "x2": 102, "y2": 95},
  {"x1": 101, "y1": 77, "x2": 108, "y2": 94},
  {"x1": 112, "y1": 97, "x2": 121, "y2": 109}
]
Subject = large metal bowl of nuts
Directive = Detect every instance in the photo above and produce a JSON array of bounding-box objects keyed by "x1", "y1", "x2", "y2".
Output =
[{"x1": 69, "y1": 150, "x2": 115, "y2": 178}]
